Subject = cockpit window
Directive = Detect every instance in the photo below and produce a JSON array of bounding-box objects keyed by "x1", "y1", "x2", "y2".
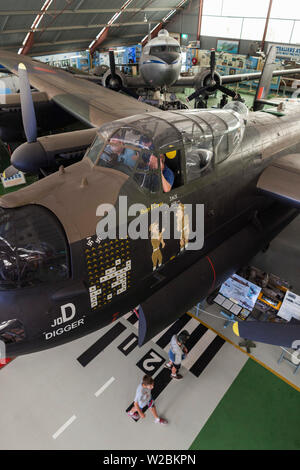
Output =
[
  {"x1": 133, "y1": 147, "x2": 162, "y2": 193},
  {"x1": 190, "y1": 110, "x2": 245, "y2": 164},
  {"x1": 87, "y1": 134, "x2": 105, "y2": 163},
  {"x1": 172, "y1": 118, "x2": 213, "y2": 183},
  {"x1": 185, "y1": 149, "x2": 213, "y2": 182},
  {"x1": 0, "y1": 205, "x2": 69, "y2": 290},
  {"x1": 93, "y1": 128, "x2": 155, "y2": 174},
  {"x1": 87, "y1": 127, "x2": 161, "y2": 192},
  {"x1": 150, "y1": 45, "x2": 181, "y2": 54}
]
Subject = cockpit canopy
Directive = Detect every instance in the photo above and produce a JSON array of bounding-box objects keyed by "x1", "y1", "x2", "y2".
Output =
[
  {"x1": 150, "y1": 45, "x2": 181, "y2": 54},
  {"x1": 86, "y1": 107, "x2": 247, "y2": 193}
]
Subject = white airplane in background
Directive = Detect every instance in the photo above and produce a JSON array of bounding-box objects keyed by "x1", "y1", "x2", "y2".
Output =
[{"x1": 101, "y1": 29, "x2": 300, "y2": 108}]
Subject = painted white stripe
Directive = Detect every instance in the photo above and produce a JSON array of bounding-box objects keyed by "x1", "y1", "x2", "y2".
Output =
[
  {"x1": 151, "y1": 324, "x2": 171, "y2": 344},
  {"x1": 163, "y1": 318, "x2": 200, "y2": 352},
  {"x1": 122, "y1": 337, "x2": 137, "y2": 352},
  {"x1": 52, "y1": 415, "x2": 76, "y2": 440},
  {"x1": 123, "y1": 312, "x2": 130, "y2": 319},
  {"x1": 95, "y1": 376, "x2": 115, "y2": 397},
  {"x1": 183, "y1": 329, "x2": 217, "y2": 370}
]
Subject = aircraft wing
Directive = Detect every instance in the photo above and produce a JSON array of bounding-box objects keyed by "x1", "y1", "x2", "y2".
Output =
[
  {"x1": 0, "y1": 49, "x2": 157, "y2": 128},
  {"x1": 257, "y1": 154, "x2": 300, "y2": 207},
  {"x1": 174, "y1": 68, "x2": 300, "y2": 88},
  {"x1": 233, "y1": 319, "x2": 300, "y2": 348}
]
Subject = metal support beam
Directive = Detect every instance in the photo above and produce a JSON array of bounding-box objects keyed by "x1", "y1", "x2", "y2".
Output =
[
  {"x1": 22, "y1": 31, "x2": 35, "y2": 55},
  {"x1": 0, "y1": 8, "x2": 173, "y2": 16},
  {"x1": 261, "y1": 0, "x2": 273, "y2": 51},
  {"x1": 5, "y1": 33, "x2": 147, "y2": 55},
  {"x1": 19, "y1": 0, "x2": 53, "y2": 55},
  {"x1": 142, "y1": 22, "x2": 163, "y2": 46},
  {"x1": 74, "y1": 0, "x2": 85, "y2": 10},
  {"x1": 1, "y1": 15, "x2": 9, "y2": 31},
  {"x1": 89, "y1": 0, "x2": 135, "y2": 54},
  {"x1": 88, "y1": 13, "x2": 98, "y2": 26},
  {"x1": 1, "y1": 21, "x2": 148, "y2": 35},
  {"x1": 90, "y1": 27, "x2": 109, "y2": 54},
  {"x1": 52, "y1": 31, "x2": 62, "y2": 43},
  {"x1": 196, "y1": 0, "x2": 204, "y2": 41}
]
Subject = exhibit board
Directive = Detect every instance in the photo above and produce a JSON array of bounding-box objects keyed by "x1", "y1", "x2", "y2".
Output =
[
  {"x1": 278, "y1": 291, "x2": 300, "y2": 321},
  {"x1": 1, "y1": 172, "x2": 26, "y2": 188},
  {"x1": 218, "y1": 274, "x2": 261, "y2": 312},
  {"x1": 268, "y1": 43, "x2": 300, "y2": 60}
]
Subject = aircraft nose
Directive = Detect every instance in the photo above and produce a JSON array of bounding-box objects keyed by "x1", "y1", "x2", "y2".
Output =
[{"x1": 156, "y1": 52, "x2": 180, "y2": 65}]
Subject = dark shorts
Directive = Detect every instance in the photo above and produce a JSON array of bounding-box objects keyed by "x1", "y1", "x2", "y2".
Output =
[{"x1": 168, "y1": 350, "x2": 181, "y2": 370}]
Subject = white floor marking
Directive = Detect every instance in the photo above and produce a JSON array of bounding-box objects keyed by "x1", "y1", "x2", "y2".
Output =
[
  {"x1": 182, "y1": 329, "x2": 217, "y2": 370},
  {"x1": 122, "y1": 336, "x2": 137, "y2": 352},
  {"x1": 95, "y1": 376, "x2": 115, "y2": 397},
  {"x1": 52, "y1": 415, "x2": 77, "y2": 440}
]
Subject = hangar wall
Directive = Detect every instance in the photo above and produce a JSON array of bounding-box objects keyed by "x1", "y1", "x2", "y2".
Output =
[{"x1": 169, "y1": 0, "x2": 300, "y2": 55}]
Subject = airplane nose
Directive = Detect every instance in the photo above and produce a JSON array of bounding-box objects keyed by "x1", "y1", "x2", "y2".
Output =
[{"x1": 156, "y1": 52, "x2": 180, "y2": 65}]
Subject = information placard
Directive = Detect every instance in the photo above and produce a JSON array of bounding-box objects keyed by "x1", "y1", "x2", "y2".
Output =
[
  {"x1": 278, "y1": 291, "x2": 300, "y2": 321},
  {"x1": 219, "y1": 274, "x2": 261, "y2": 312},
  {"x1": 1, "y1": 172, "x2": 26, "y2": 188}
]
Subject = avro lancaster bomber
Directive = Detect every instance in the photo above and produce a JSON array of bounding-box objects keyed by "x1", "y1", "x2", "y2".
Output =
[{"x1": 0, "y1": 46, "x2": 299, "y2": 356}]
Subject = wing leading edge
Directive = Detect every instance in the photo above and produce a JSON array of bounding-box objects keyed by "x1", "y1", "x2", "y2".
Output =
[{"x1": 0, "y1": 49, "x2": 157, "y2": 128}]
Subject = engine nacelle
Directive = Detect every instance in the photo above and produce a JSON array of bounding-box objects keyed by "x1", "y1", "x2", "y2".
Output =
[
  {"x1": 11, "y1": 128, "x2": 97, "y2": 174},
  {"x1": 102, "y1": 69, "x2": 127, "y2": 91},
  {"x1": 194, "y1": 69, "x2": 222, "y2": 95}
]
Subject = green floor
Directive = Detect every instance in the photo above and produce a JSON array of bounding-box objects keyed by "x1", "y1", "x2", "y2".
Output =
[{"x1": 190, "y1": 359, "x2": 300, "y2": 450}]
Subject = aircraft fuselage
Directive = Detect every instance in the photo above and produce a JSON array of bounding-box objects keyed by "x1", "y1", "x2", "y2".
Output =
[
  {"x1": 0, "y1": 104, "x2": 300, "y2": 356},
  {"x1": 140, "y1": 29, "x2": 182, "y2": 88}
]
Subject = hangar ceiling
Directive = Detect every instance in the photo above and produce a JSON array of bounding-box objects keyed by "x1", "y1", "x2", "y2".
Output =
[{"x1": 0, "y1": 0, "x2": 190, "y2": 57}]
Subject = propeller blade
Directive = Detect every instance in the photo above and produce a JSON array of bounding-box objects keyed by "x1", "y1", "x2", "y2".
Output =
[
  {"x1": 218, "y1": 85, "x2": 238, "y2": 99},
  {"x1": 109, "y1": 50, "x2": 116, "y2": 78},
  {"x1": 2, "y1": 165, "x2": 20, "y2": 178},
  {"x1": 0, "y1": 140, "x2": 12, "y2": 173},
  {"x1": 187, "y1": 86, "x2": 208, "y2": 102},
  {"x1": 210, "y1": 49, "x2": 216, "y2": 78},
  {"x1": 18, "y1": 63, "x2": 37, "y2": 143}
]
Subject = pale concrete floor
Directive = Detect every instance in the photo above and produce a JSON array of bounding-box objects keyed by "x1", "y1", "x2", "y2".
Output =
[
  {"x1": 0, "y1": 314, "x2": 247, "y2": 450},
  {"x1": 0, "y1": 216, "x2": 298, "y2": 450}
]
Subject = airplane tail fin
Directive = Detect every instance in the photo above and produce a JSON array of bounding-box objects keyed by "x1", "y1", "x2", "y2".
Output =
[{"x1": 253, "y1": 46, "x2": 277, "y2": 111}]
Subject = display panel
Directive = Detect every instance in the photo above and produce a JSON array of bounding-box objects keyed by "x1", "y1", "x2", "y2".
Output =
[
  {"x1": 278, "y1": 291, "x2": 300, "y2": 321},
  {"x1": 217, "y1": 39, "x2": 239, "y2": 54},
  {"x1": 219, "y1": 274, "x2": 261, "y2": 311}
]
